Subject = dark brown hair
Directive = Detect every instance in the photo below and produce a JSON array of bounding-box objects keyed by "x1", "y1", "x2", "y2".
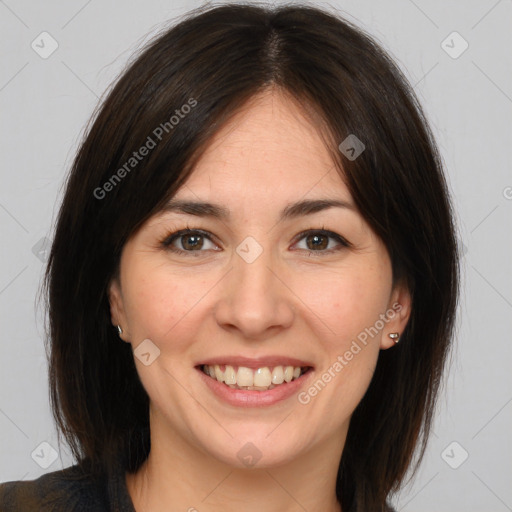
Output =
[{"x1": 45, "y1": 3, "x2": 459, "y2": 511}]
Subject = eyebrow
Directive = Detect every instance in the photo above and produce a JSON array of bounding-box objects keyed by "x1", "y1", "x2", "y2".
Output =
[{"x1": 162, "y1": 198, "x2": 355, "y2": 222}]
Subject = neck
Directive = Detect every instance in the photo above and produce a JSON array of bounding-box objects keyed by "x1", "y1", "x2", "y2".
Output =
[{"x1": 126, "y1": 413, "x2": 345, "y2": 512}]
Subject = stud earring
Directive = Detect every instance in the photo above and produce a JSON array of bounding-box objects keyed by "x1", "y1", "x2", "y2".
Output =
[
  {"x1": 117, "y1": 325, "x2": 123, "y2": 336},
  {"x1": 388, "y1": 332, "x2": 400, "y2": 343}
]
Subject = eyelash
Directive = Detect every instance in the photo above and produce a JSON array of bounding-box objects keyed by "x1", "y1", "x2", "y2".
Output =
[{"x1": 160, "y1": 226, "x2": 351, "y2": 257}]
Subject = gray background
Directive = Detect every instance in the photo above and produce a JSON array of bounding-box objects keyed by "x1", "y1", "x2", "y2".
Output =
[{"x1": 1, "y1": 0, "x2": 511, "y2": 510}]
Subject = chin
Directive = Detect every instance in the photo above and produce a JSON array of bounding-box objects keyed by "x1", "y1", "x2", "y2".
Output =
[{"x1": 198, "y1": 427, "x2": 307, "y2": 469}]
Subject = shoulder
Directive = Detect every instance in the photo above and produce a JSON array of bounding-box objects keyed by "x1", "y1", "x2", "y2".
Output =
[{"x1": 0, "y1": 462, "x2": 109, "y2": 512}]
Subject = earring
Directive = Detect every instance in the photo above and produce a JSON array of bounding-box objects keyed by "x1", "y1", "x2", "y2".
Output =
[
  {"x1": 388, "y1": 332, "x2": 400, "y2": 343},
  {"x1": 117, "y1": 325, "x2": 123, "y2": 336}
]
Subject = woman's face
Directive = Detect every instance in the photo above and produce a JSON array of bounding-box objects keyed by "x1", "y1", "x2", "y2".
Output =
[{"x1": 109, "y1": 89, "x2": 410, "y2": 468}]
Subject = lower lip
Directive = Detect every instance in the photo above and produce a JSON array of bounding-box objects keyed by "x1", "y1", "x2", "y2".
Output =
[{"x1": 195, "y1": 367, "x2": 314, "y2": 408}]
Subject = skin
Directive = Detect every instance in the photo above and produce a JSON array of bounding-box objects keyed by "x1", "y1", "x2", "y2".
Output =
[{"x1": 109, "y1": 87, "x2": 411, "y2": 512}]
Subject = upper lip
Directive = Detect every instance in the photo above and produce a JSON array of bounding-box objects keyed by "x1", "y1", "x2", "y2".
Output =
[{"x1": 196, "y1": 356, "x2": 314, "y2": 370}]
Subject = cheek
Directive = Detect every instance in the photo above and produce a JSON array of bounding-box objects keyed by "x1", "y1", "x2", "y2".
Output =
[
  {"x1": 296, "y1": 267, "x2": 390, "y2": 420},
  {"x1": 294, "y1": 261, "x2": 392, "y2": 344},
  {"x1": 121, "y1": 258, "x2": 213, "y2": 344}
]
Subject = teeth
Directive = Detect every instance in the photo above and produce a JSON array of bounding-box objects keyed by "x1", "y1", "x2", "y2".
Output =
[
  {"x1": 236, "y1": 366, "x2": 253, "y2": 387},
  {"x1": 202, "y1": 364, "x2": 307, "y2": 391},
  {"x1": 224, "y1": 365, "x2": 236, "y2": 385},
  {"x1": 214, "y1": 365, "x2": 224, "y2": 383},
  {"x1": 271, "y1": 366, "x2": 284, "y2": 384},
  {"x1": 254, "y1": 367, "x2": 272, "y2": 387}
]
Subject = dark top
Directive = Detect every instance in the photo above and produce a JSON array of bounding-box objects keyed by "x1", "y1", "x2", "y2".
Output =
[
  {"x1": 0, "y1": 460, "x2": 397, "y2": 511},
  {"x1": 0, "y1": 459, "x2": 135, "y2": 512}
]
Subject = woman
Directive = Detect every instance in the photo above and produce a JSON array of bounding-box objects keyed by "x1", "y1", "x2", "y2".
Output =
[{"x1": 0, "y1": 3, "x2": 459, "y2": 511}]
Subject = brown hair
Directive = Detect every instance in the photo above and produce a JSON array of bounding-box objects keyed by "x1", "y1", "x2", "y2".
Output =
[{"x1": 45, "y1": 4, "x2": 459, "y2": 511}]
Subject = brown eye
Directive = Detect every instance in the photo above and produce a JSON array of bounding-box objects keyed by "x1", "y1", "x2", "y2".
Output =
[
  {"x1": 305, "y1": 233, "x2": 329, "y2": 250},
  {"x1": 293, "y1": 229, "x2": 351, "y2": 254},
  {"x1": 162, "y1": 229, "x2": 218, "y2": 254},
  {"x1": 180, "y1": 233, "x2": 204, "y2": 250}
]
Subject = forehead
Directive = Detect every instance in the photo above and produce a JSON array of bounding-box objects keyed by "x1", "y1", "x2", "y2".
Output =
[{"x1": 176, "y1": 89, "x2": 350, "y2": 203}]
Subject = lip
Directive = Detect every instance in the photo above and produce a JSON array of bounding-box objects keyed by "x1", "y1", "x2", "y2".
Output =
[
  {"x1": 196, "y1": 355, "x2": 314, "y2": 370},
  {"x1": 195, "y1": 365, "x2": 315, "y2": 408}
]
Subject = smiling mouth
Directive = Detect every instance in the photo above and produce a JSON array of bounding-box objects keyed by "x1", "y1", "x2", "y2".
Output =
[{"x1": 198, "y1": 364, "x2": 313, "y2": 391}]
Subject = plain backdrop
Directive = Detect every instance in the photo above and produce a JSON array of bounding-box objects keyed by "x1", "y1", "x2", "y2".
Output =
[{"x1": 0, "y1": 1, "x2": 511, "y2": 510}]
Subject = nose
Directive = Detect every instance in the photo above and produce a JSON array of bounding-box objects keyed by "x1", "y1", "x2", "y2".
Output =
[{"x1": 213, "y1": 244, "x2": 295, "y2": 339}]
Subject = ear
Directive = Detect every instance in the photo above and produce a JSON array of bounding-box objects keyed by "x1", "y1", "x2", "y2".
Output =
[
  {"x1": 108, "y1": 278, "x2": 129, "y2": 342},
  {"x1": 380, "y1": 280, "x2": 412, "y2": 350}
]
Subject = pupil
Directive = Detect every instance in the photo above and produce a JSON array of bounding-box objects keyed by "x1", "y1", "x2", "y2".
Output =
[
  {"x1": 308, "y1": 234, "x2": 327, "y2": 250},
  {"x1": 183, "y1": 234, "x2": 203, "y2": 250}
]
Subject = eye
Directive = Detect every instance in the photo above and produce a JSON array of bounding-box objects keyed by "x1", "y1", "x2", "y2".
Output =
[
  {"x1": 161, "y1": 227, "x2": 351, "y2": 257},
  {"x1": 162, "y1": 229, "x2": 219, "y2": 255},
  {"x1": 292, "y1": 229, "x2": 351, "y2": 254}
]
